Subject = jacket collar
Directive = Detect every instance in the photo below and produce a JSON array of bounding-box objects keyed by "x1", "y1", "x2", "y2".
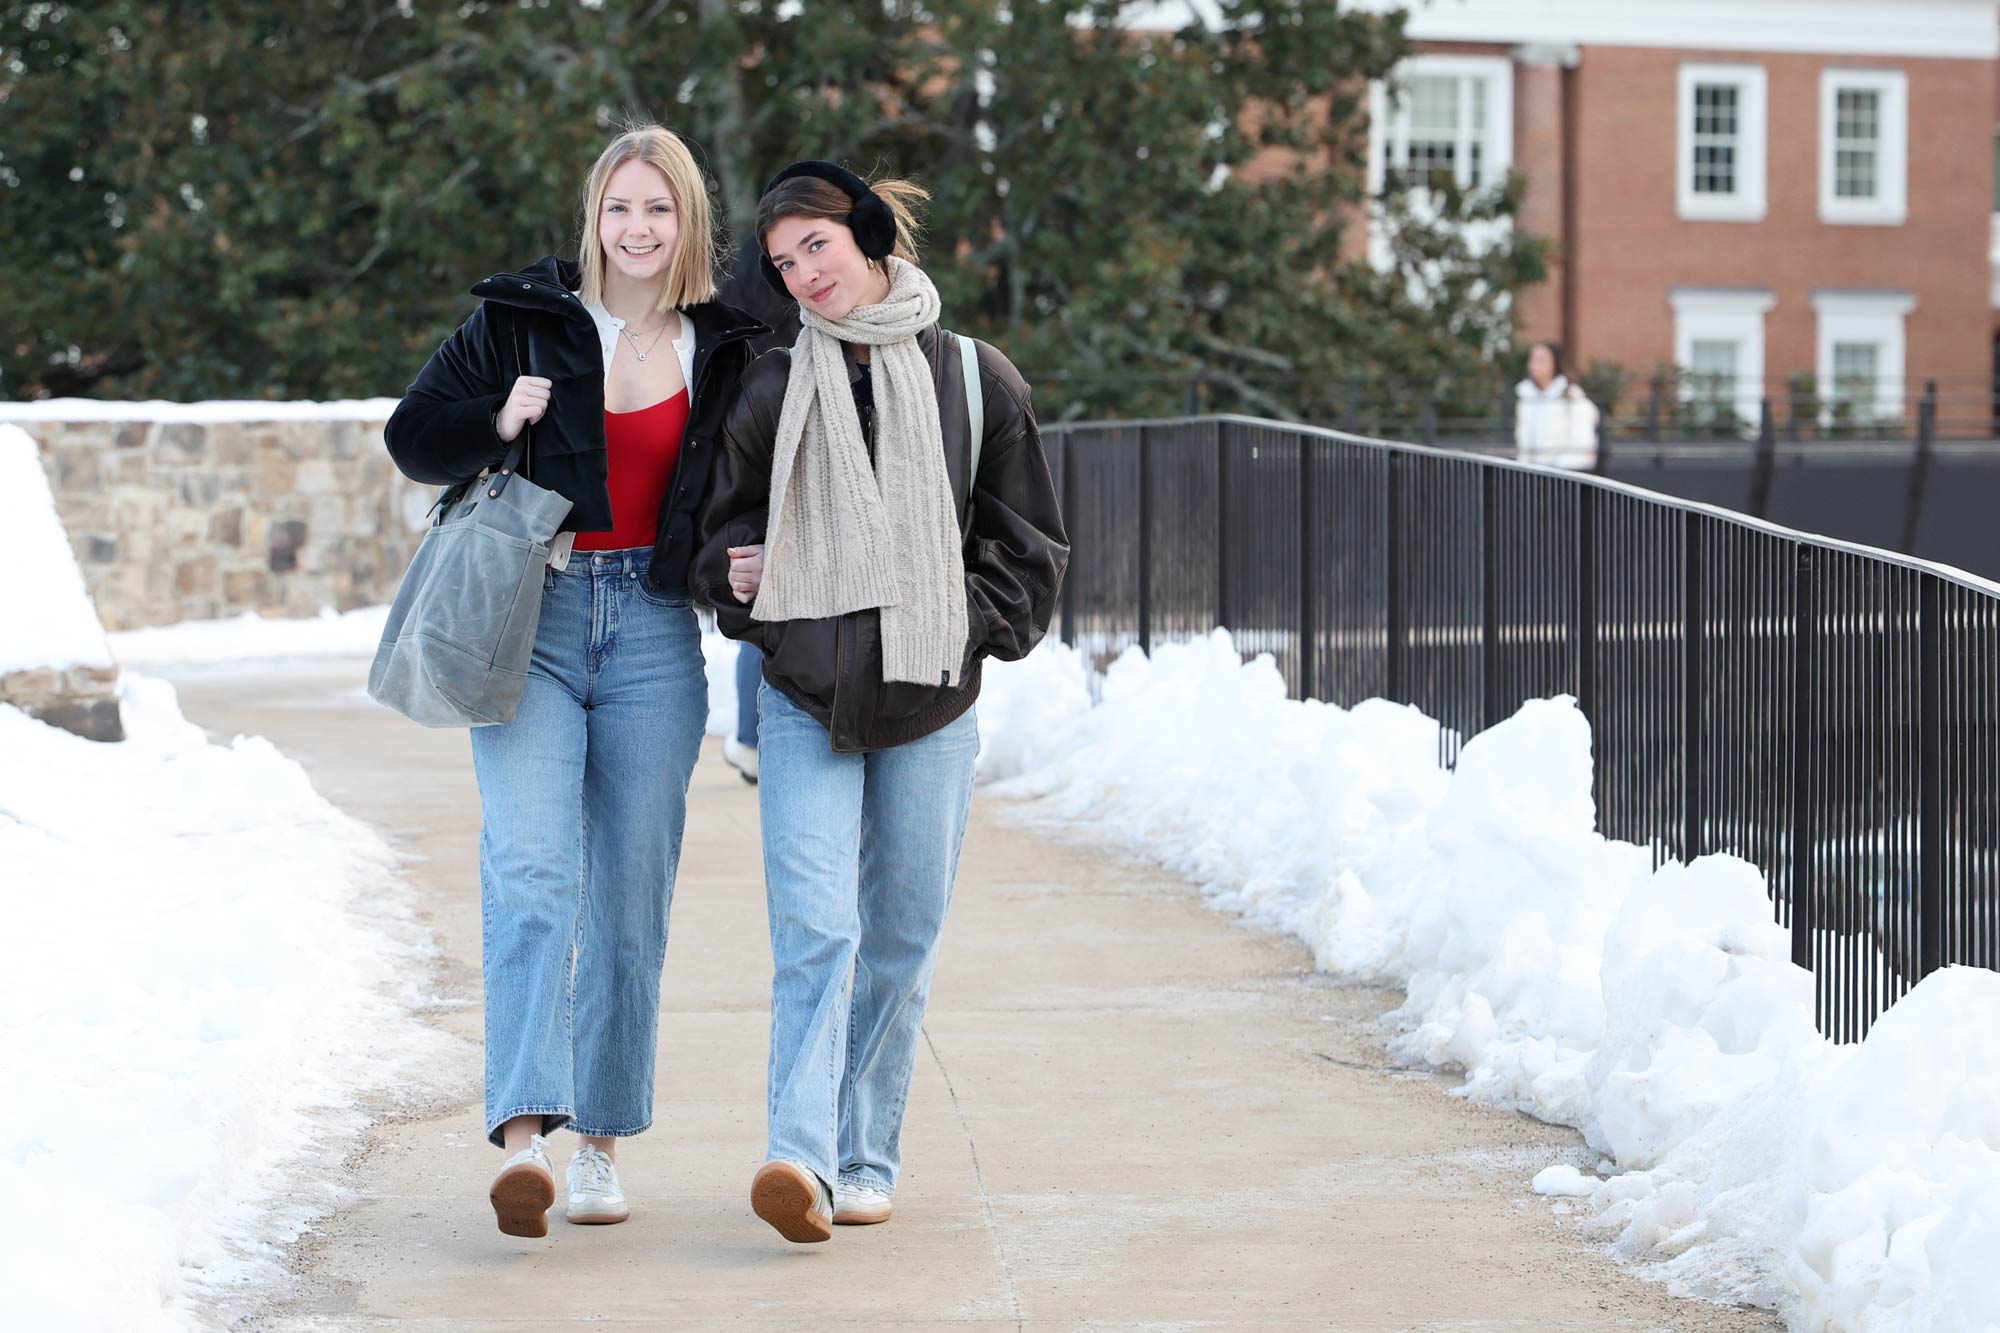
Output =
[{"x1": 473, "y1": 256, "x2": 769, "y2": 348}]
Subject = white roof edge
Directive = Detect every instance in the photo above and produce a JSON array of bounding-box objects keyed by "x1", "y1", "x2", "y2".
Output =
[{"x1": 1352, "y1": 0, "x2": 2000, "y2": 61}]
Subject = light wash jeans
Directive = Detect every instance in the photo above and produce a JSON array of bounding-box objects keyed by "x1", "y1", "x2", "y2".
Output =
[
  {"x1": 468, "y1": 546, "x2": 706, "y2": 1147},
  {"x1": 757, "y1": 681, "x2": 980, "y2": 1195}
]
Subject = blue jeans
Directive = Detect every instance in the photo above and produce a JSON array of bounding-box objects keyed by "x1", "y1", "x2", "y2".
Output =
[
  {"x1": 756, "y1": 682, "x2": 980, "y2": 1194},
  {"x1": 468, "y1": 547, "x2": 706, "y2": 1147},
  {"x1": 735, "y1": 640, "x2": 762, "y2": 747}
]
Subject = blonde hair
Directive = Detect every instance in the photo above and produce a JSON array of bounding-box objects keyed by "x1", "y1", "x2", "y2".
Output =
[
  {"x1": 577, "y1": 125, "x2": 718, "y2": 309},
  {"x1": 756, "y1": 174, "x2": 929, "y2": 263}
]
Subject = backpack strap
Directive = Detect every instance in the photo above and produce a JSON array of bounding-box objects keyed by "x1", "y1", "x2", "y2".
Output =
[{"x1": 957, "y1": 331, "x2": 984, "y2": 482}]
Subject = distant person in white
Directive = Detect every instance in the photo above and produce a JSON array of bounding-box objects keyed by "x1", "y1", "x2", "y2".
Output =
[{"x1": 1514, "y1": 341, "x2": 1599, "y2": 471}]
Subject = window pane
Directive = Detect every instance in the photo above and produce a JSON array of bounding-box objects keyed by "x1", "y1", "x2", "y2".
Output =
[
  {"x1": 1692, "y1": 82, "x2": 1740, "y2": 196},
  {"x1": 1406, "y1": 76, "x2": 1458, "y2": 132},
  {"x1": 1389, "y1": 74, "x2": 1465, "y2": 191},
  {"x1": 1831, "y1": 342, "x2": 1879, "y2": 398},
  {"x1": 1836, "y1": 149, "x2": 1877, "y2": 199},
  {"x1": 1695, "y1": 84, "x2": 1739, "y2": 136},
  {"x1": 1832, "y1": 87, "x2": 1881, "y2": 201},
  {"x1": 1830, "y1": 341, "x2": 1881, "y2": 426},
  {"x1": 1691, "y1": 339, "x2": 1740, "y2": 383},
  {"x1": 1836, "y1": 89, "x2": 1878, "y2": 141}
]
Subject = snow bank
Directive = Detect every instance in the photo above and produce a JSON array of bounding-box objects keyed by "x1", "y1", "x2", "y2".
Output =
[
  {"x1": 978, "y1": 630, "x2": 2000, "y2": 1333},
  {"x1": 109, "y1": 606, "x2": 390, "y2": 668},
  {"x1": 0, "y1": 399, "x2": 399, "y2": 423},
  {"x1": 106, "y1": 608, "x2": 748, "y2": 738},
  {"x1": 0, "y1": 678, "x2": 447, "y2": 1331},
  {"x1": 0, "y1": 425, "x2": 113, "y2": 673}
]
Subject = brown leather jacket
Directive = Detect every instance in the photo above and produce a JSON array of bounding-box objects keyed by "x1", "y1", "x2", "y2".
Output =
[{"x1": 692, "y1": 326, "x2": 1068, "y2": 753}]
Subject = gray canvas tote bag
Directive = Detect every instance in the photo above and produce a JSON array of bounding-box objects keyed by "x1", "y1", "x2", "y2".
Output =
[{"x1": 368, "y1": 307, "x2": 572, "y2": 726}]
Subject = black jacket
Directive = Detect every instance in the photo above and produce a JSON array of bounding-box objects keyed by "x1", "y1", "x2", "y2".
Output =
[
  {"x1": 693, "y1": 326, "x2": 1069, "y2": 753},
  {"x1": 384, "y1": 255, "x2": 765, "y2": 594}
]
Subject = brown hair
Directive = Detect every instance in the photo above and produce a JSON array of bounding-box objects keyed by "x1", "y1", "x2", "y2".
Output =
[
  {"x1": 756, "y1": 173, "x2": 928, "y2": 263},
  {"x1": 577, "y1": 124, "x2": 718, "y2": 309}
]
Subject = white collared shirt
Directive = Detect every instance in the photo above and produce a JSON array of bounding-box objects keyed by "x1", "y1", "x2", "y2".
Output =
[{"x1": 582, "y1": 302, "x2": 697, "y2": 396}]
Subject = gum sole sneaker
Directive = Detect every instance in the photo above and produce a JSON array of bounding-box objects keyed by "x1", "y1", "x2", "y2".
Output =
[
  {"x1": 751, "y1": 1160, "x2": 832, "y2": 1243},
  {"x1": 566, "y1": 1144, "x2": 630, "y2": 1226},
  {"x1": 491, "y1": 1137, "x2": 556, "y2": 1239},
  {"x1": 833, "y1": 1182, "x2": 893, "y2": 1226}
]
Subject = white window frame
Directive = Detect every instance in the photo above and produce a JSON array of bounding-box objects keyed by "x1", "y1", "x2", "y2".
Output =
[
  {"x1": 1813, "y1": 290, "x2": 1915, "y2": 425},
  {"x1": 1677, "y1": 63, "x2": 1768, "y2": 223},
  {"x1": 1366, "y1": 55, "x2": 1515, "y2": 271},
  {"x1": 1368, "y1": 54, "x2": 1515, "y2": 197},
  {"x1": 1818, "y1": 69, "x2": 1909, "y2": 226},
  {"x1": 1670, "y1": 288, "x2": 1776, "y2": 430}
]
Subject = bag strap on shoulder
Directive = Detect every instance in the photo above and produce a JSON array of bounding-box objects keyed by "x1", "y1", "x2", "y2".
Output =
[
  {"x1": 489, "y1": 304, "x2": 531, "y2": 495},
  {"x1": 429, "y1": 302, "x2": 532, "y2": 523},
  {"x1": 958, "y1": 331, "x2": 983, "y2": 481}
]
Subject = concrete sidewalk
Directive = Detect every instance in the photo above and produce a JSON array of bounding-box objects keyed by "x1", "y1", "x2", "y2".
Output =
[{"x1": 172, "y1": 662, "x2": 1779, "y2": 1332}]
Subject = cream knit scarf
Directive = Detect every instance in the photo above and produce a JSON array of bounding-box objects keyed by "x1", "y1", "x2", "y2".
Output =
[{"x1": 751, "y1": 256, "x2": 968, "y2": 687}]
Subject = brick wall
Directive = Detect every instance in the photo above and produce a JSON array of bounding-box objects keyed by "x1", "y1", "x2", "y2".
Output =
[{"x1": 1564, "y1": 46, "x2": 1995, "y2": 385}]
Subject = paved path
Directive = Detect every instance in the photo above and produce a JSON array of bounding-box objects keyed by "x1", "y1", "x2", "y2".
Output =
[{"x1": 170, "y1": 660, "x2": 1780, "y2": 1332}]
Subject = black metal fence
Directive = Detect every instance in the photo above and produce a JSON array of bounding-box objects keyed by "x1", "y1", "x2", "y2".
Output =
[
  {"x1": 1043, "y1": 415, "x2": 2000, "y2": 1041},
  {"x1": 1043, "y1": 370, "x2": 1998, "y2": 446}
]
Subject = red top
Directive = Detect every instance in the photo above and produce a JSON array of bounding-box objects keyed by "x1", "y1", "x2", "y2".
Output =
[{"x1": 575, "y1": 389, "x2": 691, "y2": 552}]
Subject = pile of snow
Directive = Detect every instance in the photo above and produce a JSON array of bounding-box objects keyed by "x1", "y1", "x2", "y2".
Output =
[
  {"x1": 0, "y1": 678, "x2": 448, "y2": 1330},
  {"x1": 112, "y1": 609, "x2": 748, "y2": 741},
  {"x1": 977, "y1": 630, "x2": 2000, "y2": 1333},
  {"x1": 0, "y1": 425, "x2": 113, "y2": 674}
]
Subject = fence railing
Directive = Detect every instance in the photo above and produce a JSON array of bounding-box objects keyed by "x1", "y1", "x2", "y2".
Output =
[
  {"x1": 1037, "y1": 370, "x2": 2000, "y2": 446},
  {"x1": 1043, "y1": 415, "x2": 2000, "y2": 1041}
]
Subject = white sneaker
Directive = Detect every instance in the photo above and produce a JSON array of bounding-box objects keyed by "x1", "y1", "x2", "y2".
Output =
[
  {"x1": 751, "y1": 1160, "x2": 832, "y2": 1243},
  {"x1": 833, "y1": 1180, "x2": 894, "y2": 1226},
  {"x1": 490, "y1": 1133, "x2": 555, "y2": 1238},
  {"x1": 565, "y1": 1144, "x2": 630, "y2": 1225},
  {"x1": 722, "y1": 736, "x2": 759, "y2": 784}
]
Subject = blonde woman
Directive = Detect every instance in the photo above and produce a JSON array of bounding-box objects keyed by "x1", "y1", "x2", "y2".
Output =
[
  {"x1": 694, "y1": 162, "x2": 1067, "y2": 1242},
  {"x1": 385, "y1": 125, "x2": 763, "y2": 1237}
]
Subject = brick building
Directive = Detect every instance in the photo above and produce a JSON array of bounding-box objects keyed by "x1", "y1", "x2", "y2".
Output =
[{"x1": 1351, "y1": 0, "x2": 1997, "y2": 426}]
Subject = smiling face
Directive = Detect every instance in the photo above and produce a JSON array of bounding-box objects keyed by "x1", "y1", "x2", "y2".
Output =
[
  {"x1": 596, "y1": 158, "x2": 681, "y2": 291},
  {"x1": 763, "y1": 213, "x2": 889, "y2": 322}
]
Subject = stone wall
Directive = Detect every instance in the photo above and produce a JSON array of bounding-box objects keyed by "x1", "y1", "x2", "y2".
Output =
[{"x1": 16, "y1": 414, "x2": 434, "y2": 632}]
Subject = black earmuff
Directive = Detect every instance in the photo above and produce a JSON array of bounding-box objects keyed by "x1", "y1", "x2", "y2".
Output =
[{"x1": 758, "y1": 160, "x2": 896, "y2": 297}]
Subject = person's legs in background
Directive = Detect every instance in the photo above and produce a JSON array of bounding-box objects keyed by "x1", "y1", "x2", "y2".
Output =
[{"x1": 723, "y1": 640, "x2": 761, "y2": 783}]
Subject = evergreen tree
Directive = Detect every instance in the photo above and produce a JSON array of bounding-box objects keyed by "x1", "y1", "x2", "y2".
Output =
[{"x1": 2, "y1": 0, "x2": 1541, "y2": 420}]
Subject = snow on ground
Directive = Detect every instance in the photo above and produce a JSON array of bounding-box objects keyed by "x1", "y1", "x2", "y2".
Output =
[
  {"x1": 1, "y1": 425, "x2": 114, "y2": 673},
  {"x1": 977, "y1": 631, "x2": 2000, "y2": 1333},
  {"x1": 110, "y1": 607, "x2": 390, "y2": 669},
  {"x1": 0, "y1": 677, "x2": 450, "y2": 1332},
  {"x1": 113, "y1": 607, "x2": 745, "y2": 737}
]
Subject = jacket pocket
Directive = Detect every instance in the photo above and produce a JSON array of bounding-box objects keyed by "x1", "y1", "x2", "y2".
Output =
[{"x1": 761, "y1": 616, "x2": 842, "y2": 714}]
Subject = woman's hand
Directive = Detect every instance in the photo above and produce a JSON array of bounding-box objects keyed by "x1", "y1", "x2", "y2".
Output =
[
  {"x1": 495, "y1": 375, "x2": 553, "y2": 444},
  {"x1": 727, "y1": 545, "x2": 765, "y2": 604}
]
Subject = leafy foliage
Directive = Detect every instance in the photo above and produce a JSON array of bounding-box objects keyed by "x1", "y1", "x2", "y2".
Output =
[{"x1": 2, "y1": 1, "x2": 1544, "y2": 418}]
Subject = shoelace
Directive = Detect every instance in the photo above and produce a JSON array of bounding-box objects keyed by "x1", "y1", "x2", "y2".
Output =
[{"x1": 571, "y1": 1148, "x2": 618, "y2": 1195}]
